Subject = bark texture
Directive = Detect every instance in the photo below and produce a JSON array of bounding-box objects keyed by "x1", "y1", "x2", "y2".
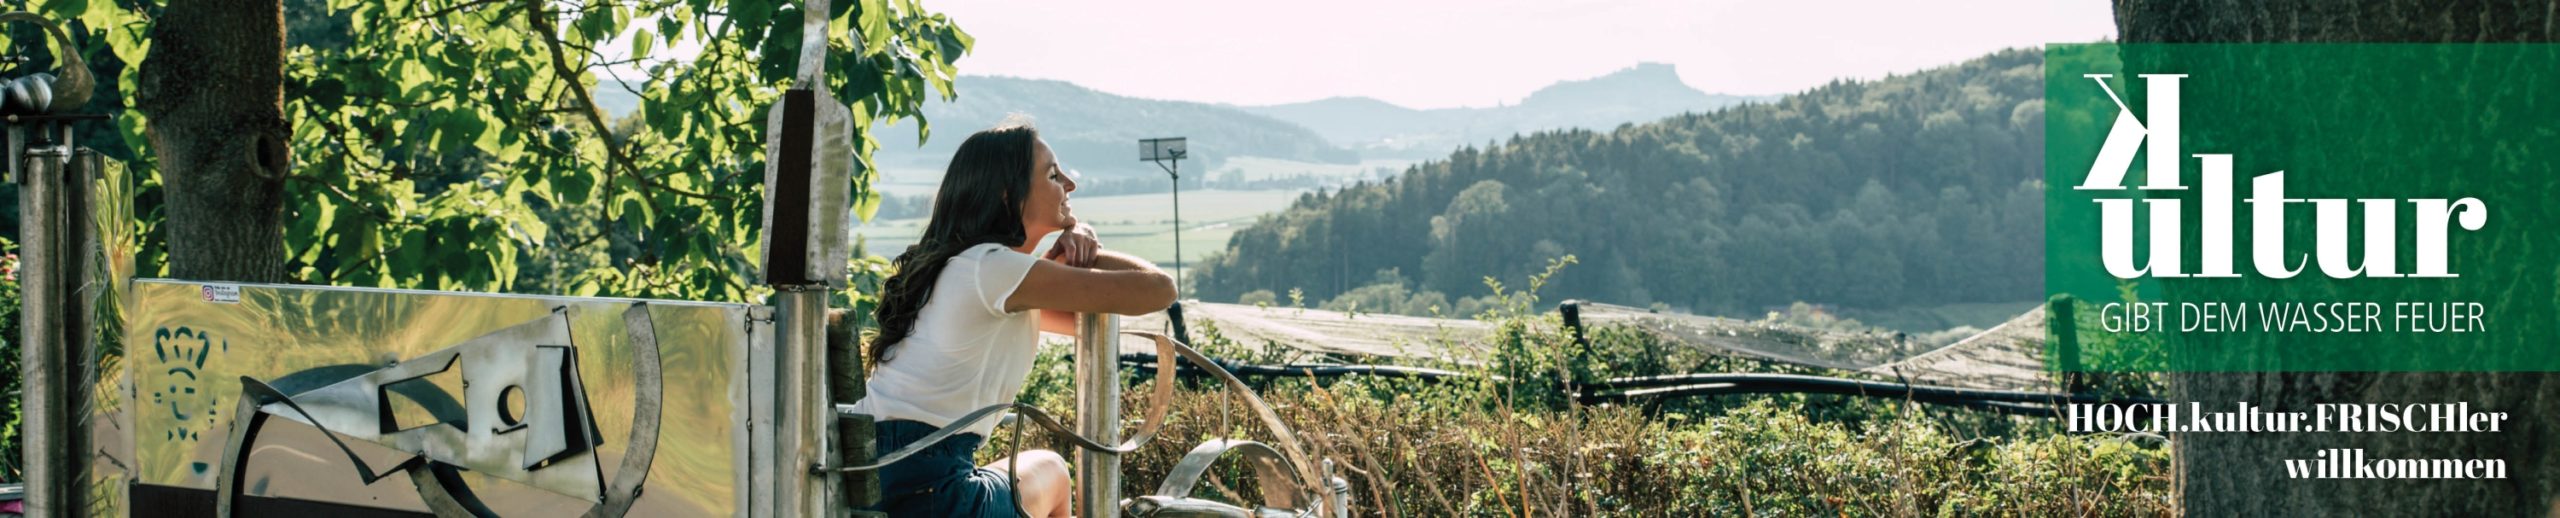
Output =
[
  {"x1": 136, "y1": 0, "x2": 290, "y2": 283},
  {"x1": 2112, "y1": 1, "x2": 2560, "y2": 515}
]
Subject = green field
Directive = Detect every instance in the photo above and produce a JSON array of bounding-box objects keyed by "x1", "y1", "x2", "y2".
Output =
[
  {"x1": 853, "y1": 189, "x2": 1302, "y2": 270},
  {"x1": 1208, "y1": 157, "x2": 1413, "y2": 182},
  {"x1": 1834, "y1": 301, "x2": 2042, "y2": 333},
  {"x1": 869, "y1": 156, "x2": 1413, "y2": 199},
  {"x1": 869, "y1": 164, "x2": 947, "y2": 197}
]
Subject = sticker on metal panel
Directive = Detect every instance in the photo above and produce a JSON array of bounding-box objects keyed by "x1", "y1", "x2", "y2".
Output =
[{"x1": 199, "y1": 284, "x2": 239, "y2": 304}]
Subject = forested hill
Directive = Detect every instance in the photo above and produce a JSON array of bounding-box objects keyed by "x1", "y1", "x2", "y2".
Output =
[{"x1": 1189, "y1": 48, "x2": 2046, "y2": 316}]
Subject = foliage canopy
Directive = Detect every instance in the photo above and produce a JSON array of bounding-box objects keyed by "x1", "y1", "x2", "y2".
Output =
[{"x1": 14, "y1": 0, "x2": 967, "y2": 301}]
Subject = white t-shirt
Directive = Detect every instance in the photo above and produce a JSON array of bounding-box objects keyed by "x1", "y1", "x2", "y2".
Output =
[{"x1": 850, "y1": 243, "x2": 1043, "y2": 438}]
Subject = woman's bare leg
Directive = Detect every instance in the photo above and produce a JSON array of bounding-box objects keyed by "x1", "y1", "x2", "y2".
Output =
[{"x1": 985, "y1": 449, "x2": 1074, "y2": 518}]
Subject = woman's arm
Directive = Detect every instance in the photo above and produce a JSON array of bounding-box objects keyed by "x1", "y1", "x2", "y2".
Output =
[
  {"x1": 1008, "y1": 249, "x2": 1175, "y2": 316},
  {"x1": 1034, "y1": 248, "x2": 1164, "y2": 334},
  {"x1": 1082, "y1": 248, "x2": 1156, "y2": 272},
  {"x1": 1038, "y1": 308, "x2": 1078, "y2": 336}
]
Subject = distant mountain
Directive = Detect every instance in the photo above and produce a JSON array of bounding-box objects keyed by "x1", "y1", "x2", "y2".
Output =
[
  {"x1": 595, "y1": 66, "x2": 1775, "y2": 185},
  {"x1": 1236, "y1": 63, "x2": 1776, "y2": 159},
  {"x1": 1240, "y1": 97, "x2": 1434, "y2": 147},
  {"x1": 870, "y1": 76, "x2": 1358, "y2": 181},
  {"x1": 592, "y1": 77, "x2": 1356, "y2": 183}
]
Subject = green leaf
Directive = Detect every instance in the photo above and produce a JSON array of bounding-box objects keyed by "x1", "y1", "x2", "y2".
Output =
[
  {"x1": 40, "y1": 0, "x2": 87, "y2": 26},
  {"x1": 307, "y1": 78, "x2": 347, "y2": 108},
  {"x1": 102, "y1": 0, "x2": 982, "y2": 302},
  {"x1": 755, "y1": 6, "x2": 803, "y2": 83},
  {"x1": 658, "y1": 14, "x2": 684, "y2": 44},
  {"x1": 632, "y1": 28, "x2": 655, "y2": 60},
  {"x1": 852, "y1": 183, "x2": 881, "y2": 222},
  {"x1": 558, "y1": 165, "x2": 597, "y2": 205},
  {"x1": 490, "y1": 130, "x2": 525, "y2": 163},
  {"x1": 512, "y1": 209, "x2": 550, "y2": 244}
]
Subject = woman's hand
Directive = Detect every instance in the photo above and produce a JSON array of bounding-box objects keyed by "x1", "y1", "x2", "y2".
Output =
[{"x1": 1045, "y1": 222, "x2": 1101, "y2": 268}]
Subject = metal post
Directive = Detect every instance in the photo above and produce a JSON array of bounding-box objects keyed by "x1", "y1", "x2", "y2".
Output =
[
  {"x1": 1140, "y1": 137, "x2": 1186, "y2": 300},
  {"x1": 62, "y1": 146, "x2": 93, "y2": 518},
  {"x1": 830, "y1": 311, "x2": 877, "y2": 514},
  {"x1": 1169, "y1": 167, "x2": 1180, "y2": 294},
  {"x1": 2048, "y1": 294, "x2": 2084, "y2": 393},
  {"x1": 775, "y1": 289, "x2": 832, "y2": 517},
  {"x1": 19, "y1": 144, "x2": 77, "y2": 517},
  {"x1": 756, "y1": 1, "x2": 847, "y2": 515},
  {"x1": 1075, "y1": 313, "x2": 1121, "y2": 518}
]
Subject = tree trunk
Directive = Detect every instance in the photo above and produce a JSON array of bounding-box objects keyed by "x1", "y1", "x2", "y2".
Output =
[
  {"x1": 2112, "y1": 1, "x2": 2560, "y2": 515},
  {"x1": 136, "y1": 0, "x2": 290, "y2": 283}
]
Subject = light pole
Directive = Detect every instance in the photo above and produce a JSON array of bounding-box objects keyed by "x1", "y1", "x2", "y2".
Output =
[{"x1": 1140, "y1": 137, "x2": 1187, "y2": 293}]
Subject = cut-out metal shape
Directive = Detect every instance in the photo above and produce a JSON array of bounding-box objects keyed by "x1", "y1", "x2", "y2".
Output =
[
  {"x1": 245, "y1": 309, "x2": 607, "y2": 501},
  {"x1": 211, "y1": 303, "x2": 675, "y2": 517}
]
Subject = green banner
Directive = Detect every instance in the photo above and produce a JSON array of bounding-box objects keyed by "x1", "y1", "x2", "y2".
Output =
[{"x1": 2045, "y1": 44, "x2": 2560, "y2": 371}]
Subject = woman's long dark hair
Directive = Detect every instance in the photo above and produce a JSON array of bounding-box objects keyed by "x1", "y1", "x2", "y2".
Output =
[{"x1": 866, "y1": 121, "x2": 1040, "y2": 368}]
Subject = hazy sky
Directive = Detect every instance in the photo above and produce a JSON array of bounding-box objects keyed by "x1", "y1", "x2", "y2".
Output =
[{"x1": 922, "y1": 0, "x2": 2118, "y2": 109}]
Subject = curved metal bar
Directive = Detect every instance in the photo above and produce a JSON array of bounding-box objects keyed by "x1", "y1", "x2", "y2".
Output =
[
  {"x1": 582, "y1": 302, "x2": 666, "y2": 517},
  {"x1": 1114, "y1": 353, "x2": 1485, "y2": 381},
  {"x1": 1108, "y1": 352, "x2": 2155, "y2": 413},
  {"x1": 211, "y1": 390, "x2": 268, "y2": 518},
  {"x1": 1124, "y1": 440, "x2": 1309, "y2": 518},
  {"x1": 216, "y1": 376, "x2": 430, "y2": 517},
  {"x1": 1149, "y1": 440, "x2": 1297, "y2": 505},
  {"x1": 1140, "y1": 331, "x2": 1333, "y2": 516},
  {"x1": 824, "y1": 331, "x2": 1339, "y2": 515},
  {"x1": 413, "y1": 464, "x2": 495, "y2": 518},
  {"x1": 0, "y1": 11, "x2": 93, "y2": 112},
  {"x1": 821, "y1": 327, "x2": 1190, "y2": 474},
  {"x1": 821, "y1": 402, "x2": 1015, "y2": 473},
  {"x1": 1586, "y1": 373, "x2": 2164, "y2": 406}
]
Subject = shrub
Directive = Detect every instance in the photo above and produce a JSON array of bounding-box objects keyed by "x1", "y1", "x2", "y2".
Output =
[{"x1": 979, "y1": 256, "x2": 2172, "y2": 516}]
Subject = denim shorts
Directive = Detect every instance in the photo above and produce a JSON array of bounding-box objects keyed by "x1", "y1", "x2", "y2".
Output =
[{"x1": 866, "y1": 419, "x2": 1023, "y2": 517}]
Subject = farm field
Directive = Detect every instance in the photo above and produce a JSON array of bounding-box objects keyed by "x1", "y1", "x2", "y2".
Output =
[
  {"x1": 1207, "y1": 156, "x2": 1413, "y2": 182},
  {"x1": 867, "y1": 156, "x2": 1411, "y2": 198},
  {"x1": 1837, "y1": 300, "x2": 2045, "y2": 333},
  {"x1": 853, "y1": 188, "x2": 1303, "y2": 268}
]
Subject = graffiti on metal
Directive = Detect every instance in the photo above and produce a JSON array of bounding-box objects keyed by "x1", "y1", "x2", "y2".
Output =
[{"x1": 147, "y1": 326, "x2": 225, "y2": 444}]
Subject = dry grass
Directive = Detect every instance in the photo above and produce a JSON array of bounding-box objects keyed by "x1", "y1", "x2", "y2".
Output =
[
  {"x1": 980, "y1": 260, "x2": 2171, "y2": 516},
  {"x1": 987, "y1": 356, "x2": 2174, "y2": 517}
]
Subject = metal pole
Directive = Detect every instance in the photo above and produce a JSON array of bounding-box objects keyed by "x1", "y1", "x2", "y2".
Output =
[
  {"x1": 832, "y1": 312, "x2": 877, "y2": 515},
  {"x1": 61, "y1": 146, "x2": 94, "y2": 518},
  {"x1": 766, "y1": 1, "x2": 840, "y2": 515},
  {"x1": 19, "y1": 144, "x2": 76, "y2": 517},
  {"x1": 2048, "y1": 294, "x2": 2084, "y2": 393},
  {"x1": 1169, "y1": 166, "x2": 1180, "y2": 295},
  {"x1": 775, "y1": 288, "x2": 833, "y2": 517},
  {"x1": 1074, "y1": 313, "x2": 1121, "y2": 518}
]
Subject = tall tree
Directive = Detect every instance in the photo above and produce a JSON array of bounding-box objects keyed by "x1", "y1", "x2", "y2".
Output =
[
  {"x1": 135, "y1": 0, "x2": 289, "y2": 283},
  {"x1": 66, "y1": 0, "x2": 969, "y2": 300},
  {"x1": 2111, "y1": 1, "x2": 2560, "y2": 514}
]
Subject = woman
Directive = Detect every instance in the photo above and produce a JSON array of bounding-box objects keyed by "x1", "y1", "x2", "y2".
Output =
[{"x1": 851, "y1": 120, "x2": 1177, "y2": 517}]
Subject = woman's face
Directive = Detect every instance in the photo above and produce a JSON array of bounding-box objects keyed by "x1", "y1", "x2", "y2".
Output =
[{"x1": 1021, "y1": 138, "x2": 1079, "y2": 237}]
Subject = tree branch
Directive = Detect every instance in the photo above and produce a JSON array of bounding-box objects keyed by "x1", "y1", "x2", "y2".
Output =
[
  {"x1": 529, "y1": 3, "x2": 732, "y2": 204},
  {"x1": 419, "y1": 0, "x2": 511, "y2": 19},
  {"x1": 303, "y1": 105, "x2": 416, "y2": 182}
]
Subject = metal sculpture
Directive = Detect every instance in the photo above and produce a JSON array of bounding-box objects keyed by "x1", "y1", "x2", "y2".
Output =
[
  {"x1": 207, "y1": 303, "x2": 666, "y2": 517},
  {"x1": 0, "y1": 11, "x2": 93, "y2": 116}
]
